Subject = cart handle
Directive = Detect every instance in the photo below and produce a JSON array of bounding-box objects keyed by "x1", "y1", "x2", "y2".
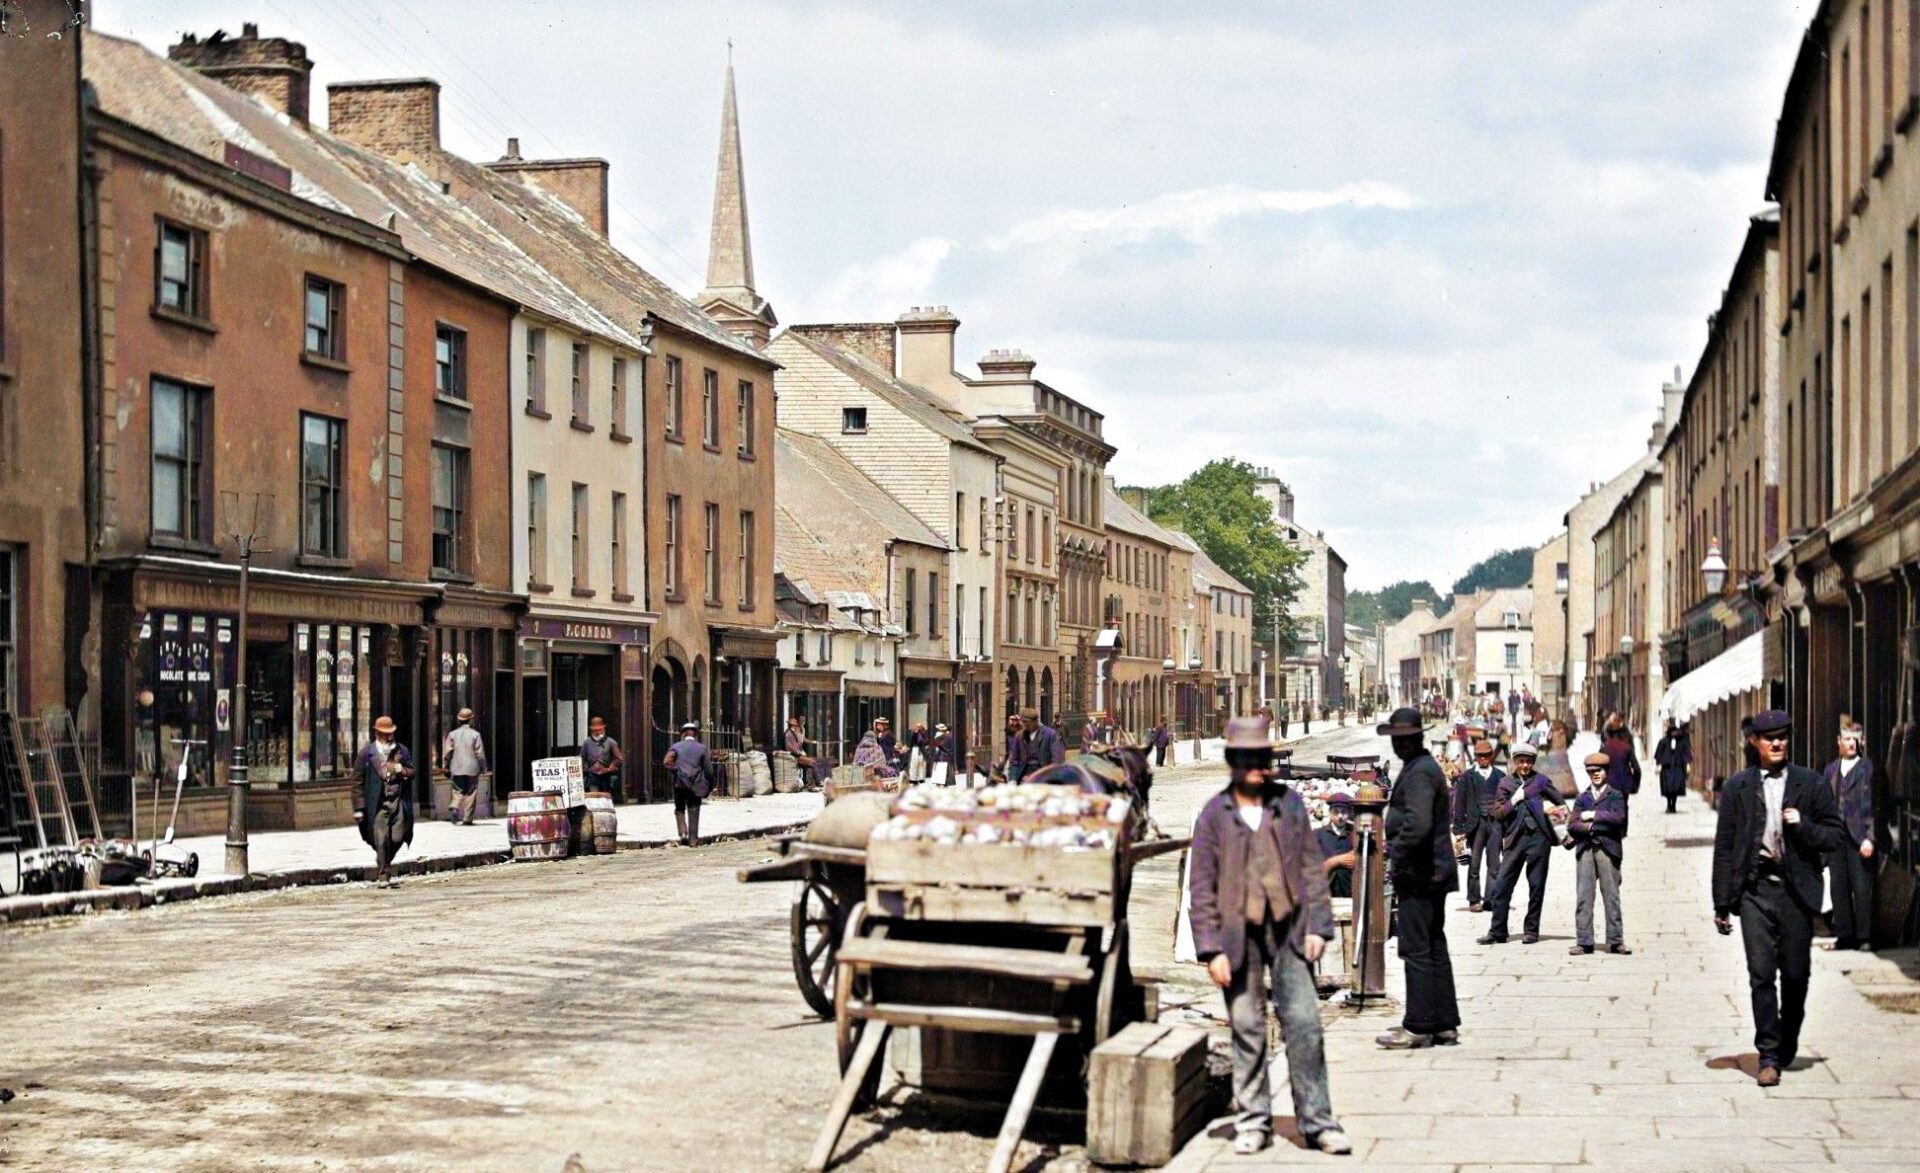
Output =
[{"x1": 1126, "y1": 835, "x2": 1192, "y2": 862}]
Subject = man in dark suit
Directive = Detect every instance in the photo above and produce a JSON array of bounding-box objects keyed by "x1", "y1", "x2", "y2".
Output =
[
  {"x1": 1189, "y1": 718, "x2": 1351, "y2": 1156},
  {"x1": 1451, "y1": 739, "x2": 1505, "y2": 911},
  {"x1": 1376, "y1": 706, "x2": 1461, "y2": 1050},
  {"x1": 1712, "y1": 710, "x2": 1848, "y2": 1086},
  {"x1": 1568, "y1": 751, "x2": 1630, "y2": 955},
  {"x1": 1821, "y1": 726, "x2": 1876, "y2": 950},
  {"x1": 1479, "y1": 743, "x2": 1562, "y2": 944}
]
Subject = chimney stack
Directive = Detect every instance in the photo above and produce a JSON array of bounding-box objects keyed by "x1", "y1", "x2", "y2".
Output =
[
  {"x1": 484, "y1": 146, "x2": 611, "y2": 239},
  {"x1": 975, "y1": 347, "x2": 1038, "y2": 382},
  {"x1": 326, "y1": 78, "x2": 443, "y2": 163},
  {"x1": 170, "y1": 25, "x2": 314, "y2": 123},
  {"x1": 896, "y1": 305, "x2": 962, "y2": 389}
]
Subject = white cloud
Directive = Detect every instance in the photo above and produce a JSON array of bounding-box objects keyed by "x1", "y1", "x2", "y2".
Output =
[
  {"x1": 813, "y1": 235, "x2": 956, "y2": 320},
  {"x1": 982, "y1": 181, "x2": 1416, "y2": 250}
]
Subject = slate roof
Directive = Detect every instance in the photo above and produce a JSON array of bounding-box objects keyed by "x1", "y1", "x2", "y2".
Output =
[
  {"x1": 1474, "y1": 588, "x2": 1534, "y2": 629},
  {"x1": 777, "y1": 429, "x2": 947, "y2": 549},
  {"x1": 1182, "y1": 539, "x2": 1253, "y2": 596},
  {"x1": 83, "y1": 31, "x2": 647, "y2": 353},
  {"x1": 771, "y1": 331, "x2": 992, "y2": 454},
  {"x1": 1103, "y1": 486, "x2": 1182, "y2": 547}
]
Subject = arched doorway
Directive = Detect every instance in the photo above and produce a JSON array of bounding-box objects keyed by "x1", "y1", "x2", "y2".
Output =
[
  {"x1": 649, "y1": 652, "x2": 689, "y2": 803},
  {"x1": 1005, "y1": 666, "x2": 1020, "y2": 716},
  {"x1": 1040, "y1": 668, "x2": 1055, "y2": 727}
]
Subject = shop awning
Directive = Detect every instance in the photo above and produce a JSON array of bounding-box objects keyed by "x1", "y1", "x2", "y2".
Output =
[{"x1": 1657, "y1": 631, "x2": 1765, "y2": 725}]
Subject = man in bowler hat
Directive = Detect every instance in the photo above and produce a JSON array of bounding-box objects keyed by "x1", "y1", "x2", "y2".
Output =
[
  {"x1": 1711, "y1": 710, "x2": 1847, "y2": 1086},
  {"x1": 1376, "y1": 706, "x2": 1462, "y2": 1049},
  {"x1": 355, "y1": 715, "x2": 415, "y2": 888},
  {"x1": 1188, "y1": 718, "x2": 1351, "y2": 1155}
]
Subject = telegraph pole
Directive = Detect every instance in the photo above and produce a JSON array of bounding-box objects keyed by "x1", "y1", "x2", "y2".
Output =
[{"x1": 222, "y1": 491, "x2": 272, "y2": 877}]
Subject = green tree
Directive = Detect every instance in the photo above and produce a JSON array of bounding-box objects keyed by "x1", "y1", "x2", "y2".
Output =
[
  {"x1": 1134, "y1": 459, "x2": 1310, "y2": 654},
  {"x1": 1348, "y1": 579, "x2": 1442, "y2": 628},
  {"x1": 1450, "y1": 548, "x2": 1536, "y2": 595}
]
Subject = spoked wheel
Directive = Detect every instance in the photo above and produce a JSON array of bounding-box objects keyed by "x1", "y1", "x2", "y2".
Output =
[{"x1": 791, "y1": 872, "x2": 843, "y2": 1019}]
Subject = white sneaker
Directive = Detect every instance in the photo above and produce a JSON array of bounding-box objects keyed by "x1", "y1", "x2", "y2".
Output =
[{"x1": 1232, "y1": 1131, "x2": 1271, "y2": 1155}]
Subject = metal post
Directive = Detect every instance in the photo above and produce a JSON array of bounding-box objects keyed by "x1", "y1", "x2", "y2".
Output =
[{"x1": 225, "y1": 534, "x2": 252, "y2": 877}]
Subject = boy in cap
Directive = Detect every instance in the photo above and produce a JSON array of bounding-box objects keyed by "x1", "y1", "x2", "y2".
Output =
[
  {"x1": 1188, "y1": 718, "x2": 1351, "y2": 1155},
  {"x1": 1711, "y1": 710, "x2": 1846, "y2": 1085},
  {"x1": 1568, "y1": 750, "x2": 1630, "y2": 955}
]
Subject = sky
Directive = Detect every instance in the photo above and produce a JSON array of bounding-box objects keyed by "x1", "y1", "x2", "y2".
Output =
[{"x1": 97, "y1": 0, "x2": 1816, "y2": 591}]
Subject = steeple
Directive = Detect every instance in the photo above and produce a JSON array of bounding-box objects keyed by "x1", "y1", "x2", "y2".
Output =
[{"x1": 698, "y1": 45, "x2": 777, "y2": 347}]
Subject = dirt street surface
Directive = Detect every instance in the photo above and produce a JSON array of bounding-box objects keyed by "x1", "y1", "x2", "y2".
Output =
[{"x1": 2, "y1": 732, "x2": 1341, "y2": 1173}]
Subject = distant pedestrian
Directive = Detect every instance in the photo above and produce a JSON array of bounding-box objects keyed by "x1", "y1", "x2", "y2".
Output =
[
  {"x1": 1083, "y1": 710, "x2": 1116, "y2": 748},
  {"x1": 1822, "y1": 727, "x2": 1876, "y2": 951},
  {"x1": 442, "y1": 707, "x2": 487, "y2": 825},
  {"x1": 1711, "y1": 710, "x2": 1847, "y2": 1086},
  {"x1": 581, "y1": 716, "x2": 624, "y2": 803},
  {"x1": 926, "y1": 723, "x2": 956, "y2": 782},
  {"x1": 998, "y1": 714, "x2": 1026, "y2": 781},
  {"x1": 662, "y1": 721, "x2": 713, "y2": 847},
  {"x1": 783, "y1": 716, "x2": 818, "y2": 787},
  {"x1": 1568, "y1": 751, "x2": 1630, "y2": 955},
  {"x1": 1603, "y1": 721, "x2": 1641, "y2": 797},
  {"x1": 1507, "y1": 688, "x2": 1522, "y2": 727},
  {"x1": 1479, "y1": 743, "x2": 1563, "y2": 945},
  {"x1": 1277, "y1": 703, "x2": 1291, "y2": 741},
  {"x1": 873, "y1": 717, "x2": 902, "y2": 772},
  {"x1": 1020, "y1": 708, "x2": 1066, "y2": 772},
  {"x1": 1376, "y1": 706, "x2": 1461, "y2": 1050},
  {"x1": 1188, "y1": 718, "x2": 1351, "y2": 1155},
  {"x1": 1655, "y1": 719, "x2": 1691, "y2": 813},
  {"x1": 1451, "y1": 740, "x2": 1505, "y2": 912},
  {"x1": 355, "y1": 715, "x2": 415, "y2": 888},
  {"x1": 1318, "y1": 794, "x2": 1358, "y2": 899},
  {"x1": 1150, "y1": 717, "x2": 1172, "y2": 767}
]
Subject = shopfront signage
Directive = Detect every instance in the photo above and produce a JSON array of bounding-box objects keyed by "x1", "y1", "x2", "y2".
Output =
[
  {"x1": 532, "y1": 756, "x2": 586, "y2": 806},
  {"x1": 520, "y1": 616, "x2": 651, "y2": 648}
]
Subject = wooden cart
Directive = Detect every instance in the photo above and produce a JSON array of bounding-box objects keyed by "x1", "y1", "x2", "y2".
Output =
[
  {"x1": 805, "y1": 794, "x2": 1186, "y2": 1173},
  {"x1": 738, "y1": 834, "x2": 869, "y2": 1019}
]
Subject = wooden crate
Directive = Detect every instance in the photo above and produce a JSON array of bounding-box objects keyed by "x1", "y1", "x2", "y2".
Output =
[
  {"x1": 1086, "y1": 1022, "x2": 1210, "y2": 1168},
  {"x1": 865, "y1": 838, "x2": 1119, "y2": 927}
]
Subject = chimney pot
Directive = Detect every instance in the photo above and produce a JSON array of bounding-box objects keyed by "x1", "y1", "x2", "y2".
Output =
[
  {"x1": 170, "y1": 26, "x2": 315, "y2": 123},
  {"x1": 242, "y1": 21, "x2": 259, "y2": 38},
  {"x1": 506, "y1": 136, "x2": 521, "y2": 159}
]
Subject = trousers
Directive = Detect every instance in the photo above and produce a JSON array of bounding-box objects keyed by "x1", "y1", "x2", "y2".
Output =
[
  {"x1": 449, "y1": 775, "x2": 479, "y2": 823},
  {"x1": 1486, "y1": 838, "x2": 1550, "y2": 939},
  {"x1": 1463, "y1": 822, "x2": 1502, "y2": 905},
  {"x1": 1225, "y1": 927, "x2": 1338, "y2": 1140},
  {"x1": 1739, "y1": 877, "x2": 1813, "y2": 1066},
  {"x1": 1395, "y1": 891, "x2": 1460, "y2": 1035},
  {"x1": 368, "y1": 801, "x2": 405, "y2": 878},
  {"x1": 1826, "y1": 845, "x2": 1875, "y2": 944},
  {"x1": 1573, "y1": 848, "x2": 1623, "y2": 948}
]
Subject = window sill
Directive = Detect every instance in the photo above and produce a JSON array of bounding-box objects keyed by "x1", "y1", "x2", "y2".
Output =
[
  {"x1": 297, "y1": 553, "x2": 353, "y2": 571},
  {"x1": 150, "y1": 304, "x2": 217, "y2": 335},
  {"x1": 149, "y1": 534, "x2": 220, "y2": 557},
  {"x1": 702, "y1": 443, "x2": 723, "y2": 454},
  {"x1": 841, "y1": 429, "x2": 869, "y2": 437},
  {"x1": 570, "y1": 419, "x2": 596, "y2": 434},
  {"x1": 431, "y1": 568, "x2": 475, "y2": 584},
  {"x1": 611, "y1": 591, "x2": 635, "y2": 604},
  {"x1": 703, "y1": 596, "x2": 724, "y2": 608},
  {"x1": 301, "y1": 351, "x2": 351, "y2": 374},
  {"x1": 663, "y1": 590, "x2": 686, "y2": 604},
  {"x1": 738, "y1": 602, "x2": 757, "y2": 613},
  {"x1": 571, "y1": 587, "x2": 597, "y2": 599},
  {"x1": 610, "y1": 430, "x2": 633, "y2": 445},
  {"x1": 737, "y1": 450, "x2": 757, "y2": 462},
  {"x1": 524, "y1": 405, "x2": 552, "y2": 421},
  {"x1": 435, "y1": 394, "x2": 471, "y2": 411},
  {"x1": 528, "y1": 580, "x2": 555, "y2": 594}
]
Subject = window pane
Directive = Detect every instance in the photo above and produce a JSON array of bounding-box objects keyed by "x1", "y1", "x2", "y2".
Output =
[
  {"x1": 152, "y1": 383, "x2": 184, "y2": 458},
  {"x1": 153, "y1": 463, "x2": 183, "y2": 534}
]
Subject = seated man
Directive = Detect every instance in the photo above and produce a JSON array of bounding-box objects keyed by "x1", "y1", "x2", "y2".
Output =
[{"x1": 1317, "y1": 794, "x2": 1358, "y2": 898}]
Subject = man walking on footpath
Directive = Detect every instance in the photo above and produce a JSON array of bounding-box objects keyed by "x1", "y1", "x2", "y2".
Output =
[
  {"x1": 663, "y1": 721, "x2": 714, "y2": 847},
  {"x1": 1711, "y1": 710, "x2": 1847, "y2": 1086},
  {"x1": 1150, "y1": 717, "x2": 1172, "y2": 767},
  {"x1": 581, "y1": 716, "x2": 624, "y2": 803},
  {"x1": 1602, "y1": 720, "x2": 1641, "y2": 800},
  {"x1": 1655, "y1": 719, "x2": 1691, "y2": 814},
  {"x1": 1568, "y1": 751, "x2": 1630, "y2": 955},
  {"x1": 1451, "y1": 739, "x2": 1504, "y2": 912},
  {"x1": 1480, "y1": 743, "x2": 1561, "y2": 945},
  {"x1": 1189, "y1": 718, "x2": 1353, "y2": 1156},
  {"x1": 354, "y1": 715, "x2": 415, "y2": 888},
  {"x1": 442, "y1": 708, "x2": 487, "y2": 825},
  {"x1": 1822, "y1": 726, "x2": 1876, "y2": 950},
  {"x1": 1376, "y1": 706, "x2": 1461, "y2": 1050}
]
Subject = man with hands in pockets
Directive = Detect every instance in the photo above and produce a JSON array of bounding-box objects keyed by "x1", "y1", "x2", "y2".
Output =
[{"x1": 1188, "y1": 718, "x2": 1352, "y2": 1157}]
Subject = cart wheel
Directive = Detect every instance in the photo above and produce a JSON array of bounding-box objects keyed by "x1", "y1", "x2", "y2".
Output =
[
  {"x1": 791, "y1": 873, "x2": 843, "y2": 1019},
  {"x1": 185, "y1": 852, "x2": 199, "y2": 878},
  {"x1": 1093, "y1": 921, "x2": 1130, "y2": 1046}
]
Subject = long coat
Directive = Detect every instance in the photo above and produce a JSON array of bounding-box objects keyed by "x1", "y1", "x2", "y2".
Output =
[
  {"x1": 1188, "y1": 783, "x2": 1336, "y2": 966},
  {"x1": 355, "y1": 741, "x2": 416, "y2": 850},
  {"x1": 1711, "y1": 764, "x2": 1848, "y2": 916},
  {"x1": 1821, "y1": 756, "x2": 1875, "y2": 847},
  {"x1": 1654, "y1": 732, "x2": 1690, "y2": 798},
  {"x1": 1385, "y1": 753, "x2": 1459, "y2": 895}
]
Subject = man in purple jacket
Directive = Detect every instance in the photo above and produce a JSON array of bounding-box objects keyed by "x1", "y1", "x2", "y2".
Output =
[
  {"x1": 1189, "y1": 718, "x2": 1351, "y2": 1156},
  {"x1": 1568, "y1": 751, "x2": 1631, "y2": 955}
]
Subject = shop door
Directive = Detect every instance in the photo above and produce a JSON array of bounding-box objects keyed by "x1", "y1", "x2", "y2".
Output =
[{"x1": 551, "y1": 653, "x2": 589, "y2": 754}]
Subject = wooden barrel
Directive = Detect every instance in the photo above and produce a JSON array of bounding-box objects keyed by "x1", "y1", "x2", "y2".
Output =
[
  {"x1": 584, "y1": 791, "x2": 617, "y2": 855},
  {"x1": 506, "y1": 791, "x2": 569, "y2": 861}
]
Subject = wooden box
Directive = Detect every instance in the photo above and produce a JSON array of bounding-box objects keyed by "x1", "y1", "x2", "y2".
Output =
[
  {"x1": 1086, "y1": 1022, "x2": 1210, "y2": 1168},
  {"x1": 864, "y1": 838, "x2": 1119, "y2": 927}
]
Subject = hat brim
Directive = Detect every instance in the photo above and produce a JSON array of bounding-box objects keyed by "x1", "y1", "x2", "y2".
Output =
[{"x1": 1375, "y1": 722, "x2": 1423, "y2": 736}]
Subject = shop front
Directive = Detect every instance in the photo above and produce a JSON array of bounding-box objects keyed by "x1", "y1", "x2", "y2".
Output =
[
  {"x1": 780, "y1": 667, "x2": 844, "y2": 768},
  {"x1": 425, "y1": 589, "x2": 523, "y2": 816},
  {"x1": 713, "y1": 627, "x2": 781, "y2": 756},
  {"x1": 517, "y1": 613, "x2": 651, "y2": 803},
  {"x1": 900, "y1": 656, "x2": 958, "y2": 743},
  {"x1": 100, "y1": 558, "x2": 434, "y2": 837},
  {"x1": 846, "y1": 678, "x2": 896, "y2": 745}
]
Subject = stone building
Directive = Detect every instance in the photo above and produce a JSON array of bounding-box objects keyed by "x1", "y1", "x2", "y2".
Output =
[
  {"x1": 1529, "y1": 532, "x2": 1570, "y2": 713},
  {"x1": 1252, "y1": 470, "x2": 1347, "y2": 711},
  {"x1": 1467, "y1": 589, "x2": 1534, "y2": 702},
  {"x1": 1594, "y1": 467, "x2": 1665, "y2": 747},
  {"x1": 1382, "y1": 598, "x2": 1436, "y2": 706},
  {"x1": 0, "y1": 4, "x2": 89, "y2": 735},
  {"x1": 1187, "y1": 539, "x2": 1255, "y2": 728},
  {"x1": 1101, "y1": 484, "x2": 1179, "y2": 735}
]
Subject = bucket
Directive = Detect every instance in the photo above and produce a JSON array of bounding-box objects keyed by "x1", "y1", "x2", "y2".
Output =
[
  {"x1": 506, "y1": 790, "x2": 569, "y2": 861},
  {"x1": 584, "y1": 791, "x2": 617, "y2": 855}
]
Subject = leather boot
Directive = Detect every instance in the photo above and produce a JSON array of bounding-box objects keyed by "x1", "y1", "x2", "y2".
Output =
[
  {"x1": 688, "y1": 807, "x2": 701, "y2": 848},
  {"x1": 674, "y1": 810, "x2": 689, "y2": 846}
]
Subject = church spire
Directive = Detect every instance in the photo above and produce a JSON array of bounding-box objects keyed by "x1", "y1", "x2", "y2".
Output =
[{"x1": 699, "y1": 46, "x2": 776, "y2": 347}]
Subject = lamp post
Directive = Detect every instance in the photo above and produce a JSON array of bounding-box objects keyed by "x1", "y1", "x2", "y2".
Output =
[{"x1": 221, "y1": 491, "x2": 272, "y2": 878}]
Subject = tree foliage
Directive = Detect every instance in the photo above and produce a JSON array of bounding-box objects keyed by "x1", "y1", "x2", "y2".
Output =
[
  {"x1": 1449, "y1": 547, "x2": 1536, "y2": 595},
  {"x1": 1131, "y1": 459, "x2": 1310, "y2": 654},
  {"x1": 1348, "y1": 579, "x2": 1442, "y2": 629}
]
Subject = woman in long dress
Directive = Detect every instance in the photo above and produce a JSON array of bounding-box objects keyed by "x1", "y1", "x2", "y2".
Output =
[{"x1": 1653, "y1": 719, "x2": 1690, "y2": 814}]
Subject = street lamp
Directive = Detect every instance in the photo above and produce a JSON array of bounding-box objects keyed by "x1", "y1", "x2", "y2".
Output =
[
  {"x1": 220, "y1": 490, "x2": 273, "y2": 878},
  {"x1": 1619, "y1": 634, "x2": 1635, "y2": 657},
  {"x1": 1700, "y1": 537, "x2": 1728, "y2": 595}
]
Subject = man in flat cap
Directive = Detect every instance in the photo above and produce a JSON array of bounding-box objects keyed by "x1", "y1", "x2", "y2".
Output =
[
  {"x1": 1711, "y1": 710, "x2": 1847, "y2": 1086},
  {"x1": 1479, "y1": 741, "x2": 1562, "y2": 945},
  {"x1": 1568, "y1": 750, "x2": 1630, "y2": 956},
  {"x1": 1451, "y1": 739, "x2": 1505, "y2": 912},
  {"x1": 1189, "y1": 718, "x2": 1351, "y2": 1155},
  {"x1": 1376, "y1": 706, "x2": 1462, "y2": 1050}
]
